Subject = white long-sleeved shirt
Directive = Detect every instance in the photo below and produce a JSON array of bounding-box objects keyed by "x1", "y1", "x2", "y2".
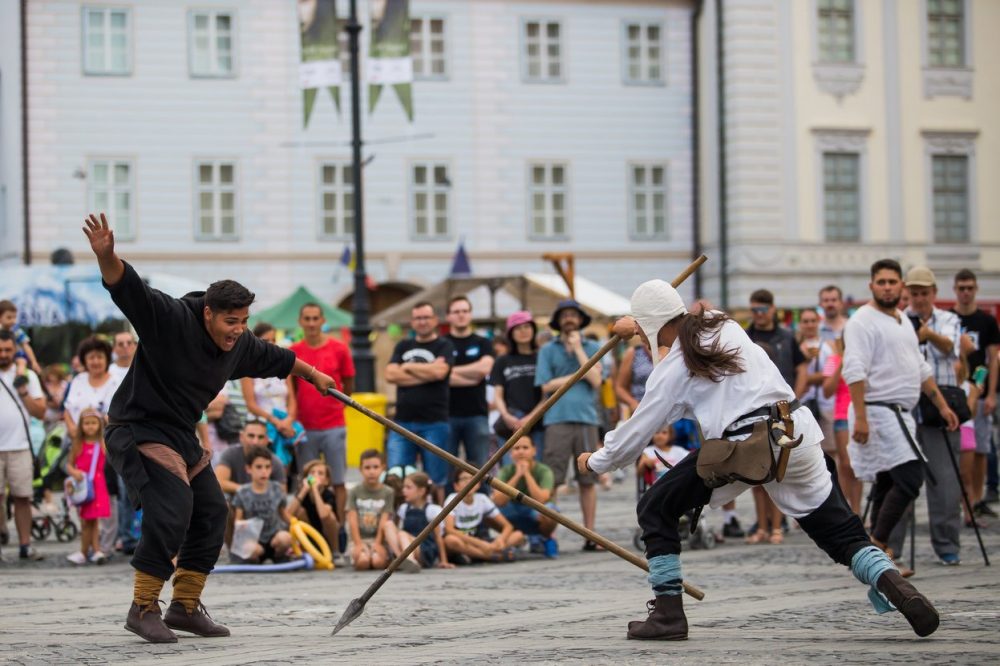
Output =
[
  {"x1": 841, "y1": 304, "x2": 932, "y2": 411},
  {"x1": 588, "y1": 316, "x2": 823, "y2": 475}
]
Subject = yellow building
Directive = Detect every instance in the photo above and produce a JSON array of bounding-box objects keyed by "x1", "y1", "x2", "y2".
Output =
[{"x1": 698, "y1": 0, "x2": 997, "y2": 307}]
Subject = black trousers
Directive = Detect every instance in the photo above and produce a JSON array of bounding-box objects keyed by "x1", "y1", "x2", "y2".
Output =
[
  {"x1": 130, "y1": 455, "x2": 228, "y2": 581},
  {"x1": 638, "y1": 450, "x2": 870, "y2": 566},
  {"x1": 870, "y1": 459, "x2": 924, "y2": 546}
]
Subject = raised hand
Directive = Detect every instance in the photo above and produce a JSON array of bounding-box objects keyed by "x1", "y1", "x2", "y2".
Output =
[{"x1": 82, "y1": 213, "x2": 115, "y2": 260}]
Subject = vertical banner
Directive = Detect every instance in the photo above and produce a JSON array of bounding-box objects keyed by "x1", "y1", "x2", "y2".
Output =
[
  {"x1": 299, "y1": 0, "x2": 341, "y2": 127},
  {"x1": 368, "y1": 0, "x2": 413, "y2": 121}
]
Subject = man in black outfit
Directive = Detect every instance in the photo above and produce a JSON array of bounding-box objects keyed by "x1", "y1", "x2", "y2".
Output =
[
  {"x1": 445, "y1": 295, "x2": 494, "y2": 472},
  {"x1": 83, "y1": 213, "x2": 337, "y2": 643}
]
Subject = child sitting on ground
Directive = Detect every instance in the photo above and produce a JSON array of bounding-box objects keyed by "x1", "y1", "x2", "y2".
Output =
[
  {"x1": 345, "y1": 449, "x2": 396, "y2": 571},
  {"x1": 444, "y1": 467, "x2": 524, "y2": 564},
  {"x1": 388, "y1": 471, "x2": 453, "y2": 571},
  {"x1": 231, "y1": 446, "x2": 293, "y2": 563},
  {"x1": 65, "y1": 408, "x2": 111, "y2": 565},
  {"x1": 636, "y1": 425, "x2": 688, "y2": 482},
  {"x1": 287, "y1": 459, "x2": 341, "y2": 563},
  {"x1": 491, "y1": 436, "x2": 559, "y2": 558}
]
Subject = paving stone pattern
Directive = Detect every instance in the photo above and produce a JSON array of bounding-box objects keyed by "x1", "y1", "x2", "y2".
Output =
[{"x1": 2, "y1": 478, "x2": 998, "y2": 665}]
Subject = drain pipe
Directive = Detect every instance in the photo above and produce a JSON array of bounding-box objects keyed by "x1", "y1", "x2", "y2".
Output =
[
  {"x1": 690, "y1": 0, "x2": 704, "y2": 299},
  {"x1": 714, "y1": 0, "x2": 728, "y2": 308},
  {"x1": 20, "y1": 0, "x2": 31, "y2": 265}
]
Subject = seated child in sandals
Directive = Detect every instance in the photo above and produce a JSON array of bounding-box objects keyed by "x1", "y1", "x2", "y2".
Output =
[
  {"x1": 444, "y1": 468, "x2": 525, "y2": 564},
  {"x1": 346, "y1": 449, "x2": 396, "y2": 571},
  {"x1": 636, "y1": 425, "x2": 689, "y2": 482},
  {"x1": 231, "y1": 446, "x2": 293, "y2": 563},
  {"x1": 387, "y1": 471, "x2": 453, "y2": 571}
]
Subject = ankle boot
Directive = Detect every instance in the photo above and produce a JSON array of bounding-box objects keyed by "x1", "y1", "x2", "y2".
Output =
[
  {"x1": 125, "y1": 602, "x2": 178, "y2": 643},
  {"x1": 164, "y1": 601, "x2": 231, "y2": 637},
  {"x1": 627, "y1": 595, "x2": 688, "y2": 641},
  {"x1": 876, "y1": 570, "x2": 940, "y2": 637}
]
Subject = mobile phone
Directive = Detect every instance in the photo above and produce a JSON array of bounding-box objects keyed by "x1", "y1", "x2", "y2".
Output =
[{"x1": 972, "y1": 366, "x2": 988, "y2": 389}]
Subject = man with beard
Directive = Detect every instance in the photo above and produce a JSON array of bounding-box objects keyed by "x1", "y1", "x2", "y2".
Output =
[
  {"x1": 819, "y1": 285, "x2": 847, "y2": 343},
  {"x1": 83, "y1": 213, "x2": 338, "y2": 643},
  {"x1": 843, "y1": 259, "x2": 959, "y2": 569},
  {"x1": 536, "y1": 299, "x2": 603, "y2": 546}
]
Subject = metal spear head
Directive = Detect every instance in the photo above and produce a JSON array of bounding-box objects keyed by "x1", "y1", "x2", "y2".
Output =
[{"x1": 331, "y1": 596, "x2": 366, "y2": 636}]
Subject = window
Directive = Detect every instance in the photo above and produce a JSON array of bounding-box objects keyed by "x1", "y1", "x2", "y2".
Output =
[
  {"x1": 528, "y1": 163, "x2": 567, "y2": 238},
  {"x1": 523, "y1": 20, "x2": 562, "y2": 82},
  {"x1": 319, "y1": 163, "x2": 354, "y2": 238},
  {"x1": 817, "y1": 0, "x2": 854, "y2": 63},
  {"x1": 629, "y1": 164, "x2": 668, "y2": 239},
  {"x1": 822, "y1": 153, "x2": 860, "y2": 242},
  {"x1": 89, "y1": 160, "x2": 135, "y2": 240},
  {"x1": 411, "y1": 17, "x2": 446, "y2": 79},
  {"x1": 190, "y1": 11, "x2": 235, "y2": 77},
  {"x1": 195, "y1": 161, "x2": 238, "y2": 240},
  {"x1": 927, "y1": 0, "x2": 964, "y2": 67},
  {"x1": 932, "y1": 155, "x2": 968, "y2": 242},
  {"x1": 83, "y1": 7, "x2": 130, "y2": 75},
  {"x1": 411, "y1": 163, "x2": 449, "y2": 239},
  {"x1": 623, "y1": 22, "x2": 663, "y2": 84}
]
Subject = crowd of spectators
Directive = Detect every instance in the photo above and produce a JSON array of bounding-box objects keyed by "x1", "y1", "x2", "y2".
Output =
[{"x1": 1, "y1": 264, "x2": 997, "y2": 573}]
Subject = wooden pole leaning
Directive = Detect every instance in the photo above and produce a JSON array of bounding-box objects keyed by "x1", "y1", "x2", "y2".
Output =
[
  {"x1": 330, "y1": 255, "x2": 707, "y2": 636},
  {"x1": 326, "y1": 386, "x2": 706, "y2": 600}
]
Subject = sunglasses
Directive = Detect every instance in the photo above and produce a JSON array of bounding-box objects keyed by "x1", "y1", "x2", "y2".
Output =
[
  {"x1": 955, "y1": 285, "x2": 976, "y2": 292},
  {"x1": 750, "y1": 306, "x2": 770, "y2": 314}
]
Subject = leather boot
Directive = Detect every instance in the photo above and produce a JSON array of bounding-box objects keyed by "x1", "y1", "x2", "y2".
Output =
[
  {"x1": 626, "y1": 595, "x2": 688, "y2": 641},
  {"x1": 876, "y1": 570, "x2": 940, "y2": 637},
  {"x1": 125, "y1": 602, "x2": 178, "y2": 643},
  {"x1": 164, "y1": 601, "x2": 231, "y2": 637}
]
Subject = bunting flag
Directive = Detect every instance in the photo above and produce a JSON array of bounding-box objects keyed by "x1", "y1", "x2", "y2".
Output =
[
  {"x1": 368, "y1": 0, "x2": 414, "y2": 121},
  {"x1": 449, "y1": 238, "x2": 472, "y2": 277},
  {"x1": 299, "y1": 0, "x2": 341, "y2": 127},
  {"x1": 341, "y1": 244, "x2": 378, "y2": 291}
]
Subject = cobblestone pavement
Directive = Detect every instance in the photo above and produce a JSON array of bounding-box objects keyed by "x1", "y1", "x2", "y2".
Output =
[{"x1": 2, "y1": 477, "x2": 998, "y2": 665}]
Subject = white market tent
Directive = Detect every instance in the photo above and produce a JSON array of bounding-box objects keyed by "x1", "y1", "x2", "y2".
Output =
[{"x1": 371, "y1": 272, "x2": 631, "y2": 328}]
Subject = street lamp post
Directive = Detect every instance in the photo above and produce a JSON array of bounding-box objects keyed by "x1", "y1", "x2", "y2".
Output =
[{"x1": 346, "y1": 0, "x2": 374, "y2": 392}]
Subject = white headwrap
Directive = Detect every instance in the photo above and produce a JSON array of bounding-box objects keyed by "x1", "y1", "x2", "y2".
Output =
[{"x1": 630, "y1": 279, "x2": 687, "y2": 365}]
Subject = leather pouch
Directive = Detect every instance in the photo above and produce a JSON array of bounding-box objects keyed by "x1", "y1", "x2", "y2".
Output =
[{"x1": 696, "y1": 420, "x2": 775, "y2": 489}]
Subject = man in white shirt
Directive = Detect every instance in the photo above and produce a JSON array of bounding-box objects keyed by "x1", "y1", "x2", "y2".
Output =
[
  {"x1": 110, "y1": 330, "x2": 137, "y2": 382},
  {"x1": 843, "y1": 259, "x2": 959, "y2": 568},
  {"x1": 578, "y1": 279, "x2": 940, "y2": 641},
  {"x1": 0, "y1": 329, "x2": 46, "y2": 560}
]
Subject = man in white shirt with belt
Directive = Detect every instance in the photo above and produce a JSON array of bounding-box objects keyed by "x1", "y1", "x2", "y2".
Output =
[
  {"x1": 843, "y1": 259, "x2": 959, "y2": 569},
  {"x1": 0, "y1": 329, "x2": 46, "y2": 561}
]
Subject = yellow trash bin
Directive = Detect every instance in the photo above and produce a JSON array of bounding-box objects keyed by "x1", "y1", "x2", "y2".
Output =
[{"x1": 344, "y1": 392, "x2": 387, "y2": 468}]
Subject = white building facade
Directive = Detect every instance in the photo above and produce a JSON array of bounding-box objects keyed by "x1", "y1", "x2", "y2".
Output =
[
  {"x1": 14, "y1": 0, "x2": 698, "y2": 309},
  {"x1": 698, "y1": 0, "x2": 999, "y2": 308}
]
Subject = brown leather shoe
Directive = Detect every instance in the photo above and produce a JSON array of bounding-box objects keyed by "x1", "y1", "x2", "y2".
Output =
[
  {"x1": 876, "y1": 570, "x2": 940, "y2": 637},
  {"x1": 164, "y1": 601, "x2": 231, "y2": 637},
  {"x1": 627, "y1": 595, "x2": 688, "y2": 641},
  {"x1": 125, "y1": 602, "x2": 178, "y2": 643}
]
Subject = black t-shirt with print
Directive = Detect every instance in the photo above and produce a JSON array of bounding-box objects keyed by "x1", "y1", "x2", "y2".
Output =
[
  {"x1": 447, "y1": 333, "x2": 493, "y2": 418},
  {"x1": 489, "y1": 352, "x2": 541, "y2": 415},
  {"x1": 390, "y1": 336, "x2": 455, "y2": 422},
  {"x1": 952, "y1": 308, "x2": 1000, "y2": 391}
]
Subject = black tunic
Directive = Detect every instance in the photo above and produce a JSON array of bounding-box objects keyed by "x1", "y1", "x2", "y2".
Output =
[{"x1": 103, "y1": 261, "x2": 295, "y2": 504}]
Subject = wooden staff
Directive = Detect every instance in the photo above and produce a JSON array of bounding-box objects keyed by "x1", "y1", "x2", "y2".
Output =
[
  {"x1": 326, "y1": 385, "x2": 706, "y2": 599},
  {"x1": 331, "y1": 255, "x2": 707, "y2": 636}
]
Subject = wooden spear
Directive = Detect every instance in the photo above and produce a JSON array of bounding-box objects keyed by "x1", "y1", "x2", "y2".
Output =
[{"x1": 331, "y1": 255, "x2": 707, "y2": 636}]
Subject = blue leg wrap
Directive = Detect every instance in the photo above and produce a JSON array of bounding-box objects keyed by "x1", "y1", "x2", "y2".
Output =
[
  {"x1": 648, "y1": 554, "x2": 683, "y2": 597},
  {"x1": 850, "y1": 545, "x2": 898, "y2": 614}
]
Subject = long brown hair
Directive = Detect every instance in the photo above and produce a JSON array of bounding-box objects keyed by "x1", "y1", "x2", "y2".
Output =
[{"x1": 676, "y1": 312, "x2": 745, "y2": 382}]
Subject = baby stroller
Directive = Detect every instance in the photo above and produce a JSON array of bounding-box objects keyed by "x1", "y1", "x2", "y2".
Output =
[
  {"x1": 30, "y1": 424, "x2": 78, "y2": 542},
  {"x1": 632, "y1": 458, "x2": 716, "y2": 552}
]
